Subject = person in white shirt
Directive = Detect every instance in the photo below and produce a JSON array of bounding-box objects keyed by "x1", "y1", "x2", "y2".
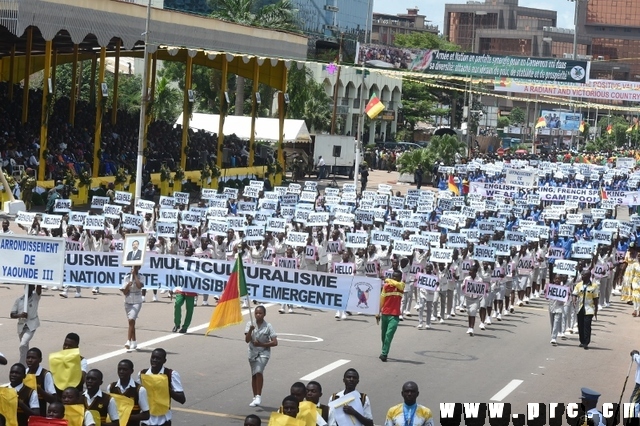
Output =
[
  {"x1": 120, "y1": 266, "x2": 144, "y2": 351},
  {"x1": 327, "y1": 369, "x2": 373, "y2": 426},
  {"x1": 108, "y1": 359, "x2": 150, "y2": 425},
  {"x1": 83, "y1": 369, "x2": 120, "y2": 426},
  {"x1": 1, "y1": 219, "x2": 14, "y2": 234},
  {"x1": 8, "y1": 363, "x2": 40, "y2": 422},
  {"x1": 139, "y1": 349, "x2": 186, "y2": 426},
  {"x1": 317, "y1": 156, "x2": 327, "y2": 180},
  {"x1": 10, "y1": 285, "x2": 41, "y2": 365}
]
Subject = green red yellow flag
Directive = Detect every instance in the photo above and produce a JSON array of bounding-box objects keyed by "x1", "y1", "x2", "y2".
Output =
[
  {"x1": 365, "y1": 93, "x2": 385, "y2": 119},
  {"x1": 205, "y1": 255, "x2": 248, "y2": 334},
  {"x1": 535, "y1": 116, "x2": 546, "y2": 129},
  {"x1": 448, "y1": 175, "x2": 460, "y2": 196}
]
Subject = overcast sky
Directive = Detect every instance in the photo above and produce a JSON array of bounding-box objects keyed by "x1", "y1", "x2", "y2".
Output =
[{"x1": 372, "y1": 0, "x2": 576, "y2": 34}]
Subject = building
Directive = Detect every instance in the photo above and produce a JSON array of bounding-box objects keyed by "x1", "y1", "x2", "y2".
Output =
[
  {"x1": 577, "y1": 0, "x2": 640, "y2": 81},
  {"x1": 371, "y1": 8, "x2": 438, "y2": 46},
  {"x1": 163, "y1": 0, "x2": 210, "y2": 15},
  {"x1": 306, "y1": 63, "x2": 402, "y2": 143},
  {"x1": 443, "y1": 0, "x2": 590, "y2": 59}
]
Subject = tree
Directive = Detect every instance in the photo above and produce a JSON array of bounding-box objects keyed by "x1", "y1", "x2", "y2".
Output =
[
  {"x1": 396, "y1": 134, "x2": 465, "y2": 174},
  {"x1": 303, "y1": 80, "x2": 331, "y2": 133},
  {"x1": 399, "y1": 79, "x2": 437, "y2": 134},
  {"x1": 597, "y1": 115, "x2": 630, "y2": 147},
  {"x1": 509, "y1": 107, "x2": 525, "y2": 125},
  {"x1": 152, "y1": 76, "x2": 182, "y2": 122},
  {"x1": 393, "y1": 33, "x2": 461, "y2": 51},
  {"x1": 209, "y1": 0, "x2": 299, "y2": 116}
]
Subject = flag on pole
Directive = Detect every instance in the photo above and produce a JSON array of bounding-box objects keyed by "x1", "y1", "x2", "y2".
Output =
[
  {"x1": 448, "y1": 175, "x2": 460, "y2": 195},
  {"x1": 627, "y1": 125, "x2": 633, "y2": 133},
  {"x1": 579, "y1": 121, "x2": 585, "y2": 133},
  {"x1": 607, "y1": 124, "x2": 613, "y2": 135},
  {"x1": 535, "y1": 116, "x2": 547, "y2": 129},
  {"x1": 600, "y1": 185, "x2": 608, "y2": 200},
  {"x1": 365, "y1": 93, "x2": 385, "y2": 119},
  {"x1": 205, "y1": 255, "x2": 248, "y2": 334}
]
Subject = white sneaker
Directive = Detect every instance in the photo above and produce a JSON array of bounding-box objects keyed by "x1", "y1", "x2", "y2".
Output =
[
  {"x1": 153, "y1": 296, "x2": 158, "y2": 302},
  {"x1": 604, "y1": 302, "x2": 611, "y2": 308},
  {"x1": 279, "y1": 308, "x2": 285, "y2": 314},
  {"x1": 60, "y1": 292, "x2": 68, "y2": 298},
  {"x1": 241, "y1": 300, "x2": 248, "y2": 308},
  {"x1": 417, "y1": 323, "x2": 424, "y2": 329},
  {"x1": 485, "y1": 317, "x2": 492, "y2": 325},
  {"x1": 51, "y1": 286, "x2": 59, "y2": 291},
  {"x1": 340, "y1": 312, "x2": 347, "y2": 320},
  {"x1": 612, "y1": 289, "x2": 622, "y2": 296},
  {"x1": 399, "y1": 315, "x2": 404, "y2": 321},
  {"x1": 335, "y1": 311, "x2": 340, "y2": 318},
  {"x1": 253, "y1": 396, "x2": 261, "y2": 406},
  {"x1": 559, "y1": 333, "x2": 567, "y2": 340},
  {"x1": 131, "y1": 341, "x2": 137, "y2": 350},
  {"x1": 497, "y1": 313, "x2": 502, "y2": 321},
  {"x1": 446, "y1": 314, "x2": 451, "y2": 319},
  {"x1": 517, "y1": 301, "x2": 524, "y2": 307},
  {"x1": 160, "y1": 289, "x2": 168, "y2": 294},
  {"x1": 598, "y1": 304, "x2": 604, "y2": 310},
  {"x1": 403, "y1": 311, "x2": 411, "y2": 316},
  {"x1": 479, "y1": 322, "x2": 486, "y2": 330},
  {"x1": 425, "y1": 324, "x2": 432, "y2": 329},
  {"x1": 565, "y1": 328, "x2": 573, "y2": 334},
  {"x1": 572, "y1": 326, "x2": 578, "y2": 334},
  {"x1": 92, "y1": 289, "x2": 99, "y2": 295},
  {"x1": 125, "y1": 340, "x2": 131, "y2": 349},
  {"x1": 550, "y1": 339, "x2": 557, "y2": 345},
  {"x1": 288, "y1": 307, "x2": 294, "y2": 314},
  {"x1": 439, "y1": 318, "x2": 444, "y2": 324},
  {"x1": 249, "y1": 396, "x2": 259, "y2": 407},
  {"x1": 142, "y1": 298, "x2": 146, "y2": 303},
  {"x1": 202, "y1": 301, "x2": 210, "y2": 306},
  {"x1": 466, "y1": 328, "x2": 474, "y2": 335},
  {"x1": 450, "y1": 312, "x2": 456, "y2": 317},
  {"x1": 491, "y1": 311, "x2": 497, "y2": 318},
  {"x1": 74, "y1": 292, "x2": 81, "y2": 298}
]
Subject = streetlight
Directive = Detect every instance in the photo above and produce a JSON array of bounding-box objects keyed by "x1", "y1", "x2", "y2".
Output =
[{"x1": 471, "y1": 11, "x2": 487, "y2": 53}]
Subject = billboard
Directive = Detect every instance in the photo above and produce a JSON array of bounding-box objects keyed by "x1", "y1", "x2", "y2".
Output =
[
  {"x1": 540, "y1": 110, "x2": 583, "y2": 131},
  {"x1": 355, "y1": 43, "x2": 591, "y2": 84}
]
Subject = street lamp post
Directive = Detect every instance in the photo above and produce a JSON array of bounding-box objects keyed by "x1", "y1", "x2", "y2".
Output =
[
  {"x1": 135, "y1": 0, "x2": 152, "y2": 203},
  {"x1": 568, "y1": 0, "x2": 584, "y2": 151}
]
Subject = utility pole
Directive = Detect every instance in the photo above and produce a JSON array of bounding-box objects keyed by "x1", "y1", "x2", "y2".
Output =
[{"x1": 330, "y1": 33, "x2": 344, "y2": 135}]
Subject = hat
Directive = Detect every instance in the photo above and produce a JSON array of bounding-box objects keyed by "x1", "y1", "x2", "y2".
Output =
[{"x1": 580, "y1": 388, "x2": 601, "y2": 401}]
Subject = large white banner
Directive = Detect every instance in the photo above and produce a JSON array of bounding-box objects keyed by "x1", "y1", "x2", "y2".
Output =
[
  {"x1": 0, "y1": 235, "x2": 66, "y2": 286},
  {"x1": 537, "y1": 187, "x2": 600, "y2": 203},
  {"x1": 468, "y1": 182, "x2": 518, "y2": 198},
  {"x1": 505, "y1": 168, "x2": 537, "y2": 187},
  {"x1": 494, "y1": 78, "x2": 640, "y2": 102},
  {"x1": 63, "y1": 252, "x2": 381, "y2": 313}
]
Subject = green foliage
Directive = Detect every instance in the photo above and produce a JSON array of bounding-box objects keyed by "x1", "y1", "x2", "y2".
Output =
[
  {"x1": 497, "y1": 116, "x2": 510, "y2": 129},
  {"x1": 598, "y1": 115, "x2": 631, "y2": 147},
  {"x1": 399, "y1": 79, "x2": 436, "y2": 131},
  {"x1": 209, "y1": 0, "x2": 299, "y2": 31},
  {"x1": 396, "y1": 134, "x2": 465, "y2": 174},
  {"x1": 304, "y1": 80, "x2": 332, "y2": 132},
  {"x1": 159, "y1": 63, "x2": 221, "y2": 114},
  {"x1": 509, "y1": 107, "x2": 525, "y2": 125},
  {"x1": 152, "y1": 76, "x2": 182, "y2": 122},
  {"x1": 394, "y1": 32, "x2": 461, "y2": 51}
]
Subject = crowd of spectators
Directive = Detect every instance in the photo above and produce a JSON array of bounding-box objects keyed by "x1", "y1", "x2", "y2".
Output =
[{"x1": 0, "y1": 83, "x2": 256, "y2": 181}]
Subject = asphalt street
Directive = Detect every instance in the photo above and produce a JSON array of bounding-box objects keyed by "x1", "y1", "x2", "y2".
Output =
[{"x1": 0, "y1": 171, "x2": 637, "y2": 425}]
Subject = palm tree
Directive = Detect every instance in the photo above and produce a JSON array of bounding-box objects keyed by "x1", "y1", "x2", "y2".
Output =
[
  {"x1": 209, "y1": 0, "x2": 300, "y2": 116},
  {"x1": 304, "y1": 81, "x2": 331, "y2": 133},
  {"x1": 396, "y1": 135, "x2": 466, "y2": 175},
  {"x1": 152, "y1": 77, "x2": 182, "y2": 122}
]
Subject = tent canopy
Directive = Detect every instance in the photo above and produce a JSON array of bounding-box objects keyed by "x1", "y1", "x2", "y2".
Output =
[{"x1": 175, "y1": 113, "x2": 311, "y2": 143}]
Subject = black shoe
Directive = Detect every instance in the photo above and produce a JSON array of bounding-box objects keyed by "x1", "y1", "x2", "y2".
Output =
[
  {"x1": 583, "y1": 345, "x2": 589, "y2": 350},
  {"x1": 379, "y1": 354, "x2": 387, "y2": 362},
  {"x1": 172, "y1": 326, "x2": 179, "y2": 332},
  {"x1": 179, "y1": 328, "x2": 187, "y2": 333},
  {"x1": 579, "y1": 343, "x2": 584, "y2": 347}
]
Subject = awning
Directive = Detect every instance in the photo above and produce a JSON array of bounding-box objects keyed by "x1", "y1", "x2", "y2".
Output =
[{"x1": 175, "y1": 113, "x2": 311, "y2": 143}]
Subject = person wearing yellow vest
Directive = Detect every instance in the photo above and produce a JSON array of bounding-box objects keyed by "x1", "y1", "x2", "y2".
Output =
[
  {"x1": 384, "y1": 381, "x2": 434, "y2": 426},
  {"x1": 83, "y1": 369, "x2": 120, "y2": 426},
  {"x1": 61, "y1": 387, "x2": 95, "y2": 426},
  {"x1": 108, "y1": 359, "x2": 150, "y2": 426},
  {"x1": 25, "y1": 348, "x2": 57, "y2": 417},
  {"x1": 377, "y1": 270, "x2": 405, "y2": 362},
  {"x1": 7, "y1": 363, "x2": 39, "y2": 426},
  {"x1": 138, "y1": 348, "x2": 185, "y2": 426}
]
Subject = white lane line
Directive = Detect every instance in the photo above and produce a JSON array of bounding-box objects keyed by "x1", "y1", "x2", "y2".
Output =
[
  {"x1": 87, "y1": 304, "x2": 274, "y2": 365},
  {"x1": 490, "y1": 379, "x2": 524, "y2": 402},
  {"x1": 300, "y1": 359, "x2": 351, "y2": 381}
]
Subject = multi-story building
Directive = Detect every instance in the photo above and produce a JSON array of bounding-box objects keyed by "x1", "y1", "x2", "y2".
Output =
[
  {"x1": 577, "y1": 0, "x2": 640, "y2": 81},
  {"x1": 371, "y1": 8, "x2": 438, "y2": 46},
  {"x1": 443, "y1": 0, "x2": 590, "y2": 59}
]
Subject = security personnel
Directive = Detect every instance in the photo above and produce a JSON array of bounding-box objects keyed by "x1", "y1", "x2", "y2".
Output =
[
  {"x1": 572, "y1": 270, "x2": 599, "y2": 350},
  {"x1": 580, "y1": 388, "x2": 605, "y2": 426}
]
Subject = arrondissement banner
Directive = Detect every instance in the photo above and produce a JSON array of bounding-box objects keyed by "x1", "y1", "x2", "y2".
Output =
[
  {"x1": 356, "y1": 43, "x2": 590, "y2": 83},
  {"x1": 64, "y1": 252, "x2": 382, "y2": 314}
]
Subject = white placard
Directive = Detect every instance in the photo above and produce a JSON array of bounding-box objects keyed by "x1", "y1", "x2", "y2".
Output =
[
  {"x1": 286, "y1": 231, "x2": 309, "y2": 247},
  {"x1": 41, "y1": 214, "x2": 62, "y2": 229},
  {"x1": 554, "y1": 260, "x2": 578, "y2": 276},
  {"x1": 223, "y1": 187, "x2": 239, "y2": 199},
  {"x1": 243, "y1": 186, "x2": 260, "y2": 198},
  {"x1": 415, "y1": 273, "x2": 439, "y2": 291},
  {"x1": 345, "y1": 233, "x2": 368, "y2": 248},
  {"x1": 121, "y1": 213, "x2": 144, "y2": 230},
  {"x1": 392, "y1": 240, "x2": 414, "y2": 256},
  {"x1": 370, "y1": 231, "x2": 391, "y2": 246},
  {"x1": 174, "y1": 191, "x2": 190, "y2": 205},
  {"x1": 430, "y1": 248, "x2": 453, "y2": 264},
  {"x1": 159, "y1": 196, "x2": 175, "y2": 208},
  {"x1": 571, "y1": 243, "x2": 594, "y2": 259},
  {"x1": 201, "y1": 188, "x2": 217, "y2": 199},
  {"x1": 156, "y1": 222, "x2": 178, "y2": 238},
  {"x1": 84, "y1": 215, "x2": 105, "y2": 231},
  {"x1": 227, "y1": 217, "x2": 246, "y2": 231},
  {"x1": 181, "y1": 211, "x2": 202, "y2": 227},
  {"x1": 266, "y1": 218, "x2": 287, "y2": 233},
  {"x1": 54, "y1": 199, "x2": 72, "y2": 213},
  {"x1": 114, "y1": 191, "x2": 132, "y2": 205},
  {"x1": 16, "y1": 211, "x2": 36, "y2": 226},
  {"x1": 159, "y1": 208, "x2": 179, "y2": 223},
  {"x1": 473, "y1": 245, "x2": 496, "y2": 262},
  {"x1": 136, "y1": 199, "x2": 155, "y2": 213},
  {"x1": 505, "y1": 168, "x2": 537, "y2": 187},
  {"x1": 91, "y1": 196, "x2": 110, "y2": 210},
  {"x1": 545, "y1": 283, "x2": 571, "y2": 302},
  {"x1": 0, "y1": 234, "x2": 65, "y2": 286},
  {"x1": 244, "y1": 226, "x2": 265, "y2": 241},
  {"x1": 207, "y1": 220, "x2": 228, "y2": 237}
]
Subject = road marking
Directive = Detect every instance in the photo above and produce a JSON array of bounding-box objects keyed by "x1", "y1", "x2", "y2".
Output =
[
  {"x1": 87, "y1": 304, "x2": 274, "y2": 365},
  {"x1": 490, "y1": 379, "x2": 523, "y2": 402},
  {"x1": 300, "y1": 359, "x2": 350, "y2": 381},
  {"x1": 173, "y1": 406, "x2": 248, "y2": 420},
  {"x1": 278, "y1": 333, "x2": 324, "y2": 343}
]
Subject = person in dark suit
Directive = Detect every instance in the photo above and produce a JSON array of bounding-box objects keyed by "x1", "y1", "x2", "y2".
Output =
[{"x1": 126, "y1": 240, "x2": 142, "y2": 261}]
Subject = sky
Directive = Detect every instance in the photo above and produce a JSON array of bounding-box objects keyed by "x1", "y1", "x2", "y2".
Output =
[{"x1": 372, "y1": 0, "x2": 576, "y2": 34}]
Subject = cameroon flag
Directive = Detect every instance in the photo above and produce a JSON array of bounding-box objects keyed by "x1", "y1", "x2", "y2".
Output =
[
  {"x1": 365, "y1": 93, "x2": 385, "y2": 119},
  {"x1": 535, "y1": 116, "x2": 546, "y2": 129},
  {"x1": 448, "y1": 175, "x2": 460, "y2": 196},
  {"x1": 205, "y1": 255, "x2": 248, "y2": 334}
]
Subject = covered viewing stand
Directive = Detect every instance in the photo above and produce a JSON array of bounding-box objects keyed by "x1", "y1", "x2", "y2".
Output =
[{"x1": 0, "y1": 0, "x2": 308, "y2": 195}]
